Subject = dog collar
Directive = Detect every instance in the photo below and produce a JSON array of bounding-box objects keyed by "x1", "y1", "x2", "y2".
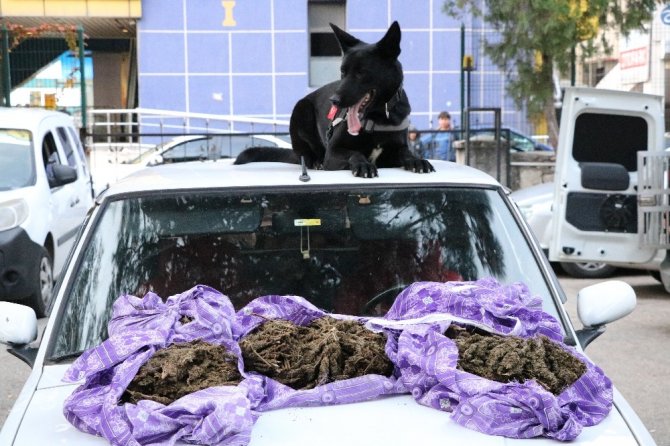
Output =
[
  {"x1": 361, "y1": 116, "x2": 410, "y2": 132},
  {"x1": 328, "y1": 112, "x2": 409, "y2": 134},
  {"x1": 362, "y1": 85, "x2": 408, "y2": 132}
]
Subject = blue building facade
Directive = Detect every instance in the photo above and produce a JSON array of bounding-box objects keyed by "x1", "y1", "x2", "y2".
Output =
[{"x1": 137, "y1": 0, "x2": 526, "y2": 134}]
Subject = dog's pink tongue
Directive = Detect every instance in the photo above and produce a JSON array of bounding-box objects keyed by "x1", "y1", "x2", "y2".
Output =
[{"x1": 347, "y1": 97, "x2": 366, "y2": 135}]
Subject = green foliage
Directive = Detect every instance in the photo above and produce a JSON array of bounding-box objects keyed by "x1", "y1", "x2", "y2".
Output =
[{"x1": 444, "y1": 0, "x2": 658, "y2": 141}]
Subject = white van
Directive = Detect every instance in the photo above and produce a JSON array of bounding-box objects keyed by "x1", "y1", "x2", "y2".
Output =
[
  {"x1": 0, "y1": 108, "x2": 93, "y2": 317},
  {"x1": 550, "y1": 87, "x2": 670, "y2": 291}
]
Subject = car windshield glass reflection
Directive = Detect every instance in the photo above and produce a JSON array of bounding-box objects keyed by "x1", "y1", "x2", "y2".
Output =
[
  {"x1": 510, "y1": 132, "x2": 534, "y2": 151},
  {"x1": 0, "y1": 129, "x2": 35, "y2": 190},
  {"x1": 51, "y1": 187, "x2": 556, "y2": 359}
]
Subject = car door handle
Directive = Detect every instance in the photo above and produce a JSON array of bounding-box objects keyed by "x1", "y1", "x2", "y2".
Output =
[{"x1": 70, "y1": 197, "x2": 80, "y2": 207}]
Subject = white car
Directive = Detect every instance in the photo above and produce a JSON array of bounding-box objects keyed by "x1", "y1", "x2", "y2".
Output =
[
  {"x1": 0, "y1": 108, "x2": 93, "y2": 317},
  {"x1": 466, "y1": 126, "x2": 554, "y2": 152},
  {"x1": 511, "y1": 181, "x2": 663, "y2": 279},
  {"x1": 0, "y1": 160, "x2": 656, "y2": 445},
  {"x1": 91, "y1": 133, "x2": 291, "y2": 194}
]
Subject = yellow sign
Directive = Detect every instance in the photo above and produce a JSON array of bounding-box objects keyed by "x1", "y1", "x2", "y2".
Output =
[
  {"x1": 294, "y1": 219, "x2": 321, "y2": 227},
  {"x1": 463, "y1": 55, "x2": 474, "y2": 70},
  {"x1": 0, "y1": 0, "x2": 141, "y2": 18},
  {"x1": 44, "y1": 94, "x2": 56, "y2": 109},
  {"x1": 222, "y1": 1, "x2": 236, "y2": 27}
]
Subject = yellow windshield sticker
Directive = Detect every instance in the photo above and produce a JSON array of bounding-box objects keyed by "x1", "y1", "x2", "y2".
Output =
[{"x1": 294, "y1": 218, "x2": 321, "y2": 227}]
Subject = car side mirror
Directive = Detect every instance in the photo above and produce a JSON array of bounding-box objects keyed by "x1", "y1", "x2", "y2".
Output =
[
  {"x1": 147, "y1": 154, "x2": 164, "y2": 166},
  {"x1": 0, "y1": 302, "x2": 38, "y2": 345},
  {"x1": 575, "y1": 280, "x2": 636, "y2": 347},
  {"x1": 49, "y1": 164, "x2": 78, "y2": 187}
]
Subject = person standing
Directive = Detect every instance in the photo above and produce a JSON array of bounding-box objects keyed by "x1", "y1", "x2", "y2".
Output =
[
  {"x1": 407, "y1": 125, "x2": 426, "y2": 158},
  {"x1": 421, "y1": 111, "x2": 454, "y2": 161}
]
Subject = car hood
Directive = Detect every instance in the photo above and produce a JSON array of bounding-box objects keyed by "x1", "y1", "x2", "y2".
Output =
[
  {"x1": 4, "y1": 366, "x2": 641, "y2": 446},
  {"x1": 509, "y1": 181, "x2": 554, "y2": 205}
]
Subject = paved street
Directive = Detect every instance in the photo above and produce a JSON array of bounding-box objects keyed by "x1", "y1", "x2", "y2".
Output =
[
  {"x1": 560, "y1": 271, "x2": 670, "y2": 446},
  {"x1": 1, "y1": 271, "x2": 669, "y2": 445}
]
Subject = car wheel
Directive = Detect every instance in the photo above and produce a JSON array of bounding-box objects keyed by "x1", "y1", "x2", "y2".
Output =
[
  {"x1": 560, "y1": 261, "x2": 617, "y2": 279},
  {"x1": 28, "y1": 248, "x2": 54, "y2": 318}
]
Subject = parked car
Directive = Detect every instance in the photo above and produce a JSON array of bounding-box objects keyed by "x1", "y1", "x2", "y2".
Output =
[
  {"x1": 140, "y1": 133, "x2": 292, "y2": 165},
  {"x1": 0, "y1": 108, "x2": 93, "y2": 317},
  {"x1": 511, "y1": 181, "x2": 663, "y2": 278},
  {"x1": 0, "y1": 160, "x2": 655, "y2": 445},
  {"x1": 91, "y1": 133, "x2": 291, "y2": 194},
  {"x1": 465, "y1": 127, "x2": 554, "y2": 152}
]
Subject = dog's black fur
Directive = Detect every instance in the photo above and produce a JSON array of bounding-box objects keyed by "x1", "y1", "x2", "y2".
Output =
[{"x1": 234, "y1": 21, "x2": 433, "y2": 177}]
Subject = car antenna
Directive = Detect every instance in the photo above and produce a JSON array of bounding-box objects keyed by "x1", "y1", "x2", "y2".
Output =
[{"x1": 299, "y1": 156, "x2": 310, "y2": 182}]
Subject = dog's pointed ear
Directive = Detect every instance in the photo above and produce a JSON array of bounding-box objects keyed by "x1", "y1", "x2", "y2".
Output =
[
  {"x1": 376, "y1": 21, "x2": 401, "y2": 59},
  {"x1": 330, "y1": 23, "x2": 361, "y2": 53}
]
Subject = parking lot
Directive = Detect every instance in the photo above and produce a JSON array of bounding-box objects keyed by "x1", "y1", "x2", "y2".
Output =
[{"x1": 1, "y1": 270, "x2": 669, "y2": 445}]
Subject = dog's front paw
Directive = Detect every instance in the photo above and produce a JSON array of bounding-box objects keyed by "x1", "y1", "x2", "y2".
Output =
[
  {"x1": 403, "y1": 158, "x2": 435, "y2": 173},
  {"x1": 351, "y1": 161, "x2": 378, "y2": 178}
]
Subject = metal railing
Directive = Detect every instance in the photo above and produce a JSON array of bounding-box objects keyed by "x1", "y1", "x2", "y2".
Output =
[
  {"x1": 638, "y1": 150, "x2": 670, "y2": 248},
  {"x1": 86, "y1": 107, "x2": 290, "y2": 144}
]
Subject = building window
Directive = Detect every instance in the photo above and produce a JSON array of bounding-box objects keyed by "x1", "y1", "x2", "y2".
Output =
[
  {"x1": 582, "y1": 60, "x2": 617, "y2": 87},
  {"x1": 309, "y1": 0, "x2": 345, "y2": 87}
]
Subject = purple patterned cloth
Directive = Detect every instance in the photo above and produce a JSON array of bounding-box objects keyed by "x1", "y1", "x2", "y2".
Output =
[
  {"x1": 63, "y1": 285, "x2": 256, "y2": 446},
  {"x1": 63, "y1": 278, "x2": 612, "y2": 445},
  {"x1": 383, "y1": 279, "x2": 612, "y2": 441},
  {"x1": 235, "y1": 295, "x2": 402, "y2": 412}
]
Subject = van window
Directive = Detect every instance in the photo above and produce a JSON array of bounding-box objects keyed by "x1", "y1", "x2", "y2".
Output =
[
  {"x1": 57, "y1": 127, "x2": 77, "y2": 168},
  {"x1": 43, "y1": 131, "x2": 62, "y2": 189},
  {"x1": 573, "y1": 112, "x2": 647, "y2": 172},
  {"x1": 67, "y1": 126, "x2": 88, "y2": 176}
]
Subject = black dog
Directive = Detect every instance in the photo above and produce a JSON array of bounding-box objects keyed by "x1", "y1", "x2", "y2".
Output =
[{"x1": 235, "y1": 21, "x2": 433, "y2": 178}]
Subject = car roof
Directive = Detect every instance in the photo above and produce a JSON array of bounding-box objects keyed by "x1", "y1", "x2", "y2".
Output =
[
  {"x1": 0, "y1": 107, "x2": 73, "y2": 129},
  {"x1": 470, "y1": 126, "x2": 524, "y2": 135},
  {"x1": 98, "y1": 159, "x2": 501, "y2": 199}
]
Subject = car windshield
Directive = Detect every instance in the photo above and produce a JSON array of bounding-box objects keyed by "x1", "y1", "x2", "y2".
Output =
[
  {"x1": 0, "y1": 129, "x2": 35, "y2": 190},
  {"x1": 50, "y1": 185, "x2": 560, "y2": 359},
  {"x1": 509, "y1": 131, "x2": 535, "y2": 151}
]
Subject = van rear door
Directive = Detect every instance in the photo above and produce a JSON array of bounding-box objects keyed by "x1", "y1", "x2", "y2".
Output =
[{"x1": 549, "y1": 87, "x2": 663, "y2": 265}]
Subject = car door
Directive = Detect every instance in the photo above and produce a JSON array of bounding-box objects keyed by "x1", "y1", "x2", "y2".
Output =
[
  {"x1": 65, "y1": 125, "x2": 93, "y2": 199},
  {"x1": 40, "y1": 120, "x2": 86, "y2": 275},
  {"x1": 549, "y1": 87, "x2": 664, "y2": 265},
  {"x1": 57, "y1": 125, "x2": 92, "y2": 203}
]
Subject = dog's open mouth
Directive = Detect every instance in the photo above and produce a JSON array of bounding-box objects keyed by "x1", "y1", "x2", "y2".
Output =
[{"x1": 347, "y1": 90, "x2": 375, "y2": 136}]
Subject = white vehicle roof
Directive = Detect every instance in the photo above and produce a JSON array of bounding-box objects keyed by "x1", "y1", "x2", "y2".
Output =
[
  {"x1": 0, "y1": 107, "x2": 74, "y2": 130},
  {"x1": 98, "y1": 159, "x2": 501, "y2": 199}
]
